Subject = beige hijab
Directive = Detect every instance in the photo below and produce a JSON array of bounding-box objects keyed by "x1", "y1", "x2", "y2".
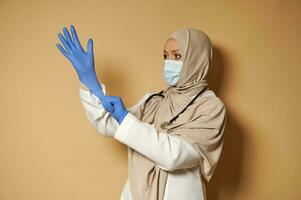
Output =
[{"x1": 129, "y1": 28, "x2": 227, "y2": 200}]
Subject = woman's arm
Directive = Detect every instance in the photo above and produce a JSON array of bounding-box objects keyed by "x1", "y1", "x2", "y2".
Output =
[
  {"x1": 80, "y1": 83, "x2": 200, "y2": 171},
  {"x1": 79, "y1": 81, "x2": 118, "y2": 137},
  {"x1": 113, "y1": 112, "x2": 201, "y2": 172},
  {"x1": 79, "y1": 81, "x2": 156, "y2": 137}
]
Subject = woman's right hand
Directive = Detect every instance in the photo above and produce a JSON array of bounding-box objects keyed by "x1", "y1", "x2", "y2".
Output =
[{"x1": 56, "y1": 24, "x2": 104, "y2": 99}]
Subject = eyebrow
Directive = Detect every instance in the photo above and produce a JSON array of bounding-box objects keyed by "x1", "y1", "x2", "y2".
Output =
[{"x1": 163, "y1": 49, "x2": 181, "y2": 53}]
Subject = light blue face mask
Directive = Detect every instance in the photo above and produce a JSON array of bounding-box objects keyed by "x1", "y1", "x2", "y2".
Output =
[{"x1": 163, "y1": 59, "x2": 183, "y2": 86}]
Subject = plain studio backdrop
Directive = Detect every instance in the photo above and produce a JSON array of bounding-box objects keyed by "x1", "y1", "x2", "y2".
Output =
[{"x1": 0, "y1": 0, "x2": 300, "y2": 199}]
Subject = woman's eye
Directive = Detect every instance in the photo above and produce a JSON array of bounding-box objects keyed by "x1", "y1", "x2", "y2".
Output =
[
  {"x1": 175, "y1": 54, "x2": 181, "y2": 59},
  {"x1": 163, "y1": 54, "x2": 167, "y2": 59}
]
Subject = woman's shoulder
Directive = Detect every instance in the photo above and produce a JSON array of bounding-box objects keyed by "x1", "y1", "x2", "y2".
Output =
[
  {"x1": 187, "y1": 90, "x2": 227, "y2": 125},
  {"x1": 196, "y1": 89, "x2": 226, "y2": 111},
  {"x1": 202, "y1": 89, "x2": 224, "y2": 102}
]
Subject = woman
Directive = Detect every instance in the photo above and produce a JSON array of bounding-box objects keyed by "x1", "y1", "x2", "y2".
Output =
[{"x1": 56, "y1": 25, "x2": 227, "y2": 200}]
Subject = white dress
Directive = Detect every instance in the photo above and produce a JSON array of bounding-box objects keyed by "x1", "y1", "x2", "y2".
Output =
[{"x1": 79, "y1": 82, "x2": 217, "y2": 200}]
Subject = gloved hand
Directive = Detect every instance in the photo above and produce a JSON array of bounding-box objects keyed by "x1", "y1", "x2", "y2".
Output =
[
  {"x1": 56, "y1": 25, "x2": 114, "y2": 112},
  {"x1": 56, "y1": 24, "x2": 105, "y2": 100},
  {"x1": 101, "y1": 95, "x2": 129, "y2": 124}
]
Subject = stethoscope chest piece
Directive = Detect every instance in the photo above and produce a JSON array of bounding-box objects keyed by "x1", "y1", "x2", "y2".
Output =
[{"x1": 160, "y1": 121, "x2": 170, "y2": 130}]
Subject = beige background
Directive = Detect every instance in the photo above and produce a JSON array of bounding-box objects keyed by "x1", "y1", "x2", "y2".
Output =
[{"x1": 0, "y1": 0, "x2": 300, "y2": 199}]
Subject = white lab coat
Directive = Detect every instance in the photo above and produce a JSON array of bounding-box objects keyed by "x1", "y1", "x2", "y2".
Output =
[{"x1": 79, "y1": 82, "x2": 218, "y2": 200}]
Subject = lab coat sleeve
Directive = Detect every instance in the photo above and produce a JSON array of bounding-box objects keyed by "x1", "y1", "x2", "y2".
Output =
[
  {"x1": 79, "y1": 81, "x2": 119, "y2": 137},
  {"x1": 113, "y1": 112, "x2": 201, "y2": 171},
  {"x1": 79, "y1": 81, "x2": 155, "y2": 137}
]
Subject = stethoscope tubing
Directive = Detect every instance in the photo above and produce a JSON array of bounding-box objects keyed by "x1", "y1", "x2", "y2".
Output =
[{"x1": 142, "y1": 87, "x2": 208, "y2": 129}]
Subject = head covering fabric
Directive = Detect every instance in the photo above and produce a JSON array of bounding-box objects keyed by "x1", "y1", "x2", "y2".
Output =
[{"x1": 129, "y1": 28, "x2": 227, "y2": 200}]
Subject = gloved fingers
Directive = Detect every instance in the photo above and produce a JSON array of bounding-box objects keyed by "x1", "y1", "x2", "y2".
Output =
[
  {"x1": 103, "y1": 95, "x2": 120, "y2": 104},
  {"x1": 108, "y1": 95, "x2": 127, "y2": 109},
  {"x1": 57, "y1": 33, "x2": 73, "y2": 53},
  {"x1": 100, "y1": 96, "x2": 114, "y2": 113},
  {"x1": 102, "y1": 100, "x2": 114, "y2": 113},
  {"x1": 70, "y1": 24, "x2": 85, "y2": 52},
  {"x1": 63, "y1": 27, "x2": 77, "y2": 51},
  {"x1": 56, "y1": 43, "x2": 70, "y2": 59},
  {"x1": 87, "y1": 38, "x2": 94, "y2": 55},
  {"x1": 103, "y1": 95, "x2": 121, "y2": 105}
]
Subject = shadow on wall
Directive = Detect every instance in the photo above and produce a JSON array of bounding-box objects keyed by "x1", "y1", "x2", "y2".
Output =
[{"x1": 206, "y1": 45, "x2": 245, "y2": 200}]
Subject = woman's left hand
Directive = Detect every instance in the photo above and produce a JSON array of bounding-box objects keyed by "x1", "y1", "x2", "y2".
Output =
[
  {"x1": 56, "y1": 25, "x2": 105, "y2": 99},
  {"x1": 101, "y1": 95, "x2": 129, "y2": 124}
]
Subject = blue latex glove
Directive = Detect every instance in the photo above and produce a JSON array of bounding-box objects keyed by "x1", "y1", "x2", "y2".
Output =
[
  {"x1": 101, "y1": 95, "x2": 129, "y2": 124},
  {"x1": 56, "y1": 25, "x2": 114, "y2": 112},
  {"x1": 56, "y1": 24, "x2": 105, "y2": 100}
]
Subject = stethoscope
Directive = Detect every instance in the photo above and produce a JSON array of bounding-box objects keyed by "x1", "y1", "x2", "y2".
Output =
[{"x1": 142, "y1": 86, "x2": 208, "y2": 129}]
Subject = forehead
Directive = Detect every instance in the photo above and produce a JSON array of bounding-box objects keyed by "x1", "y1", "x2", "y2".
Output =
[{"x1": 164, "y1": 38, "x2": 180, "y2": 51}]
